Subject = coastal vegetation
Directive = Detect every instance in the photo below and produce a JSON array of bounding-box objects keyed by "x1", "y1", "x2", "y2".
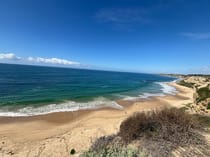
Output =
[
  {"x1": 193, "y1": 114, "x2": 210, "y2": 128},
  {"x1": 178, "y1": 80, "x2": 195, "y2": 88},
  {"x1": 196, "y1": 87, "x2": 210, "y2": 103},
  {"x1": 177, "y1": 76, "x2": 210, "y2": 113},
  {"x1": 80, "y1": 108, "x2": 209, "y2": 157},
  {"x1": 208, "y1": 102, "x2": 210, "y2": 110},
  {"x1": 80, "y1": 145, "x2": 144, "y2": 157}
]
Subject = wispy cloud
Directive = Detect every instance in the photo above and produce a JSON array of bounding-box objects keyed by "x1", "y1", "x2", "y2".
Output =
[
  {"x1": 180, "y1": 32, "x2": 210, "y2": 40},
  {"x1": 95, "y1": 8, "x2": 149, "y2": 24},
  {"x1": 187, "y1": 66, "x2": 210, "y2": 74},
  {"x1": 95, "y1": 8, "x2": 150, "y2": 31},
  {"x1": 27, "y1": 57, "x2": 80, "y2": 66},
  {"x1": 0, "y1": 53, "x2": 81, "y2": 67},
  {"x1": 0, "y1": 53, "x2": 21, "y2": 60},
  {"x1": 200, "y1": 66, "x2": 210, "y2": 73},
  {"x1": 197, "y1": 66, "x2": 210, "y2": 74},
  {"x1": 94, "y1": 0, "x2": 184, "y2": 31}
]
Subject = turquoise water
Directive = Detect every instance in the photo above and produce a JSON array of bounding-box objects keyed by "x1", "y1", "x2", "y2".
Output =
[{"x1": 0, "y1": 64, "x2": 176, "y2": 116}]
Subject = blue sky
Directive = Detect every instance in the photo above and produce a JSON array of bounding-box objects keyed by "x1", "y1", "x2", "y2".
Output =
[{"x1": 0, "y1": 0, "x2": 210, "y2": 74}]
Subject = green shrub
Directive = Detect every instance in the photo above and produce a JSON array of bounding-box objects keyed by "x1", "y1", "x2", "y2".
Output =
[
  {"x1": 207, "y1": 102, "x2": 210, "y2": 110},
  {"x1": 118, "y1": 108, "x2": 196, "y2": 144},
  {"x1": 196, "y1": 87, "x2": 210, "y2": 103},
  {"x1": 178, "y1": 80, "x2": 195, "y2": 88}
]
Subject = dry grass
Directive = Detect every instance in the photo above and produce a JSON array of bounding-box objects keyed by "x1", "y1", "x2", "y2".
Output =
[
  {"x1": 118, "y1": 108, "x2": 198, "y2": 144},
  {"x1": 80, "y1": 135, "x2": 145, "y2": 157},
  {"x1": 90, "y1": 135, "x2": 119, "y2": 153}
]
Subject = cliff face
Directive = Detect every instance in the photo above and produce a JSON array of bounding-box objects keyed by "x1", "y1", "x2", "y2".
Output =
[{"x1": 179, "y1": 76, "x2": 210, "y2": 115}]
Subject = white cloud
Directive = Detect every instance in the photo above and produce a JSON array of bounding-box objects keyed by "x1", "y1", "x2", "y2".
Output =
[
  {"x1": 200, "y1": 66, "x2": 210, "y2": 73},
  {"x1": 0, "y1": 53, "x2": 21, "y2": 60},
  {"x1": 0, "y1": 52, "x2": 81, "y2": 67},
  {"x1": 187, "y1": 66, "x2": 210, "y2": 74},
  {"x1": 27, "y1": 57, "x2": 80, "y2": 66},
  {"x1": 180, "y1": 32, "x2": 210, "y2": 40}
]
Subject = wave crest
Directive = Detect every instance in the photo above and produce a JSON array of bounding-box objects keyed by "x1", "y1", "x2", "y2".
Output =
[
  {"x1": 123, "y1": 82, "x2": 177, "y2": 100},
  {"x1": 0, "y1": 97, "x2": 123, "y2": 117}
]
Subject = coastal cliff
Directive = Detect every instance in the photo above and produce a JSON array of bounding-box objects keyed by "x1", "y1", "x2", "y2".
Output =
[{"x1": 177, "y1": 76, "x2": 210, "y2": 115}]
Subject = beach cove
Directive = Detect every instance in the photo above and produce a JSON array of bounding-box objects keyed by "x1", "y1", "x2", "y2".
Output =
[{"x1": 0, "y1": 82, "x2": 194, "y2": 157}]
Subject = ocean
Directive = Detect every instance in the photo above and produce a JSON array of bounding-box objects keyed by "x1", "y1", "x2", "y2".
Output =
[{"x1": 0, "y1": 63, "x2": 176, "y2": 116}]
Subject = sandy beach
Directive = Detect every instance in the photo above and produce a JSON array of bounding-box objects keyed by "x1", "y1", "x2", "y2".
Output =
[{"x1": 0, "y1": 82, "x2": 194, "y2": 157}]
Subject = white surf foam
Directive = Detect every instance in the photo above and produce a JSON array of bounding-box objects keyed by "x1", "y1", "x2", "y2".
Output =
[
  {"x1": 0, "y1": 97, "x2": 123, "y2": 117},
  {"x1": 138, "y1": 92, "x2": 165, "y2": 99},
  {"x1": 155, "y1": 82, "x2": 177, "y2": 95},
  {"x1": 122, "y1": 82, "x2": 177, "y2": 101},
  {"x1": 0, "y1": 82, "x2": 177, "y2": 117},
  {"x1": 122, "y1": 96, "x2": 141, "y2": 101},
  {"x1": 123, "y1": 93, "x2": 164, "y2": 100}
]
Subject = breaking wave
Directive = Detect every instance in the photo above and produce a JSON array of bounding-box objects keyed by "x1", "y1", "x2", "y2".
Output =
[
  {"x1": 123, "y1": 82, "x2": 177, "y2": 100},
  {"x1": 0, "y1": 97, "x2": 123, "y2": 117},
  {"x1": 0, "y1": 82, "x2": 177, "y2": 117}
]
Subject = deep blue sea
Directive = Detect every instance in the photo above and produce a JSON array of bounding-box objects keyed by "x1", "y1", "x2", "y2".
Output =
[{"x1": 0, "y1": 63, "x2": 176, "y2": 116}]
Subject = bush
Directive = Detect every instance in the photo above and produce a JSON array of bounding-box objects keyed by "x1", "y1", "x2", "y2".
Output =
[
  {"x1": 80, "y1": 145, "x2": 145, "y2": 157},
  {"x1": 80, "y1": 135, "x2": 146, "y2": 157},
  {"x1": 196, "y1": 87, "x2": 210, "y2": 103},
  {"x1": 193, "y1": 114, "x2": 210, "y2": 127},
  {"x1": 178, "y1": 80, "x2": 195, "y2": 88},
  {"x1": 118, "y1": 108, "x2": 196, "y2": 144},
  {"x1": 89, "y1": 135, "x2": 117, "y2": 153},
  {"x1": 207, "y1": 102, "x2": 210, "y2": 110}
]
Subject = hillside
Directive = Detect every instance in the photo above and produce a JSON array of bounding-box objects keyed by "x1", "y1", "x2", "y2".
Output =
[{"x1": 177, "y1": 76, "x2": 210, "y2": 115}]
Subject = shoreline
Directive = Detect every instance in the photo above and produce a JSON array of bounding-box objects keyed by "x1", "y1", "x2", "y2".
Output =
[
  {"x1": 0, "y1": 81, "x2": 177, "y2": 118},
  {"x1": 0, "y1": 82, "x2": 194, "y2": 156}
]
